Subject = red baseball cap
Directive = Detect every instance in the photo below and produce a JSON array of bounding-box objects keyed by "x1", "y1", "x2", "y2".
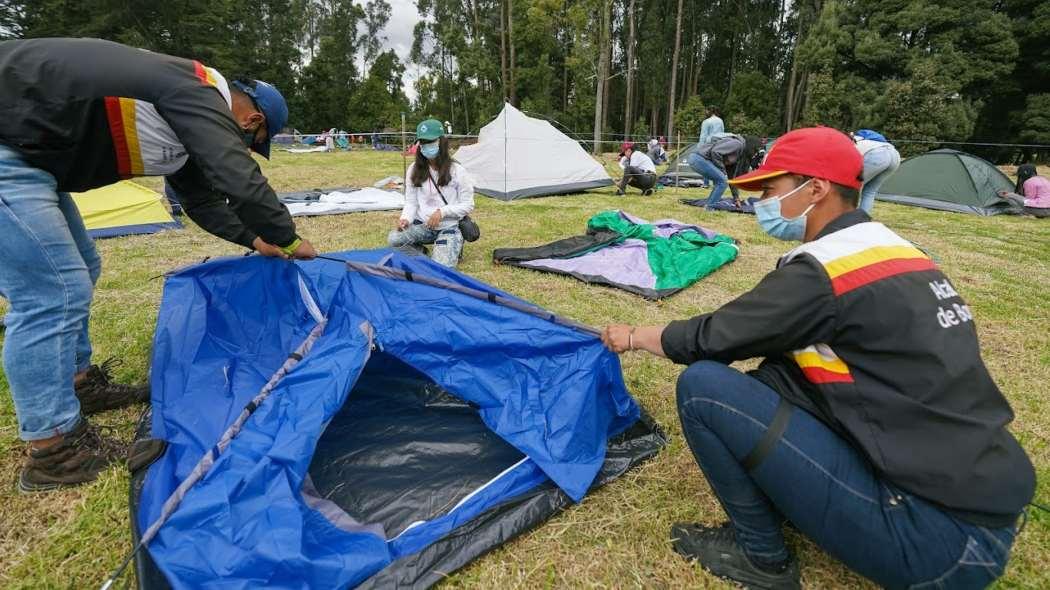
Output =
[{"x1": 728, "y1": 127, "x2": 863, "y2": 190}]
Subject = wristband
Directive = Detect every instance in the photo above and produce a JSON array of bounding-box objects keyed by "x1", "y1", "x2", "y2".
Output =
[
  {"x1": 628, "y1": 326, "x2": 636, "y2": 351},
  {"x1": 279, "y1": 238, "x2": 302, "y2": 256}
]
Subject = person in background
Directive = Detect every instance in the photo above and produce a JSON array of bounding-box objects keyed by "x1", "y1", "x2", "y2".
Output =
[
  {"x1": 600, "y1": 127, "x2": 1032, "y2": 590},
  {"x1": 388, "y1": 119, "x2": 475, "y2": 268},
  {"x1": 698, "y1": 108, "x2": 724, "y2": 189},
  {"x1": 617, "y1": 142, "x2": 657, "y2": 196},
  {"x1": 444, "y1": 120, "x2": 453, "y2": 135},
  {"x1": 699, "y1": 106, "x2": 724, "y2": 147},
  {"x1": 648, "y1": 137, "x2": 668, "y2": 165},
  {"x1": 0, "y1": 38, "x2": 316, "y2": 492},
  {"x1": 687, "y1": 134, "x2": 744, "y2": 208},
  {"x1": 998, "y1": 164, "x2": 1050, "y2": 218},
  {"x1": 852, "y1": 129, "x2": 900, "y2": 213}
]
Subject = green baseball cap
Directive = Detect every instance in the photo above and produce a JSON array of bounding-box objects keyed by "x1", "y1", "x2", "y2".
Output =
[{"x1": 416, "y1": 118, "x2": 445, "y2": 141}]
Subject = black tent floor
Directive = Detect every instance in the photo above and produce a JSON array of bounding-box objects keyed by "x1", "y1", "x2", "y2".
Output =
[
  {"x1": 308, "y1": 353, "x2": 527, "y2": 538},
  {"x1": 130, "y1": 353, "x2": 666, "y2": 590}
]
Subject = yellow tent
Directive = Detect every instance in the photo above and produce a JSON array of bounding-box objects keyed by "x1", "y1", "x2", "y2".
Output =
[{"x1": 72, "y1": 181, "x2": 181, "y2": 238}]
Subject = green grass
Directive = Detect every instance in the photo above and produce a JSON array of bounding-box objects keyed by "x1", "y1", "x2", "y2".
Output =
[{"x1": 1, "y1": 151, "x2": 1048, "y2": 588}]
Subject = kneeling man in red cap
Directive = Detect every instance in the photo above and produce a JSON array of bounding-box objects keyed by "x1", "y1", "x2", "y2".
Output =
[{"x1": 601, "y1": 127, "x2": 1033, "y2": 589}]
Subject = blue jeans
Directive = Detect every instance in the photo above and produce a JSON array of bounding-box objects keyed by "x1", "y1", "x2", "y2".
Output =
[
  {"x1": 686, "y1": 154, "x2": 732, "y2": 206},
  {"x1": 859, "y1": 145, "x2": 901, "y2": 213},
  {"x1": 387, "y1": 221, "x2": 464, "y2": 268},
  {"x1": 0, "y1": 144, "x2": 99, "y2": 440},
  {"x1": 676, "y1": 361, "x2": 1017, "y2": 589}
]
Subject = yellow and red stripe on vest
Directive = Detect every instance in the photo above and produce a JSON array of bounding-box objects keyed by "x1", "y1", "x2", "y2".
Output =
[
  {"x1": 103, "y1": 97, "x2": 145, "y2": 178},
  {"x1": 104, "y1": 61, "x2": 223, "y2": 178},
  {"x1": 823, "y1": 244, "x2": 935, "y2": 296},
  {"x1": 792, "y1": 344, "x2": 853, "y2": 384}
]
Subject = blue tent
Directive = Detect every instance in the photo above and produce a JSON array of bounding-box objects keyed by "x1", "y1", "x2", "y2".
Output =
[{"x1": 128, "y1": 250, "x2": 663, "y2": 589}]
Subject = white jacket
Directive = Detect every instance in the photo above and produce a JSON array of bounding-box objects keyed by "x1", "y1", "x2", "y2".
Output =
[{"x1": 400, "y1": 162, "x2": 476, "y2": 230}]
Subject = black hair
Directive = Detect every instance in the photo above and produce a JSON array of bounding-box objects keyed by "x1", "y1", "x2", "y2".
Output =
[
  {"x1": 1016, "y1": 164, "x2": 1037, "y2": 195},
  {"x1": 834, "y1": 183, "x2": 861, "y2": 207},
  {"x1": 410, "y1": 136, "x2": 453, "y2": 187}
]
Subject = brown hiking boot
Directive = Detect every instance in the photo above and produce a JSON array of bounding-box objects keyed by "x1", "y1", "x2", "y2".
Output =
[
  {"x1": 75, "y1": 358, "x2": 150, "y2": 415},
  {"x1": 18, "y1": 420, "x2": 127, "y2": 492}
]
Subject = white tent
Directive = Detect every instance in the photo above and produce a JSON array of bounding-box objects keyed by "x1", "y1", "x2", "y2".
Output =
[{"x1": 455, "y1": 103, "x2": 613, "y2": 200}]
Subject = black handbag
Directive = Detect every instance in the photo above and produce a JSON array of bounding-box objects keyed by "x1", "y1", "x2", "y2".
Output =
[{"x1": 429, "y1": 175, "x2": 480, "y2": 242}]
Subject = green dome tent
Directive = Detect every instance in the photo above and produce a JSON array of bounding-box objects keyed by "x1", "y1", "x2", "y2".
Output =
[{"x1": 876, "y1": 149, "x2": 1015, "y2": 216}]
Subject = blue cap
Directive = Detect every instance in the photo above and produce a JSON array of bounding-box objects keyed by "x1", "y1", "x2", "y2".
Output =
[{"x1": 232, "y1": 79, "x2": 289, "y2": 159}]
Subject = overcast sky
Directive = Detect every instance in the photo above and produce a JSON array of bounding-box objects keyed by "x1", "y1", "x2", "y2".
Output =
[{"x1": 380, "y1": 0, "x2": 425, "y2": 101}]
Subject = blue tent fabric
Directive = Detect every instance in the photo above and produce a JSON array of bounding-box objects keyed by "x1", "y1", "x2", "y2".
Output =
[
  {"x1": 135, "y1": 250, "x2": 647, "y2": 589},
  {"x1": 88, "y1": 220, "x2": 183, "y2": 238}
]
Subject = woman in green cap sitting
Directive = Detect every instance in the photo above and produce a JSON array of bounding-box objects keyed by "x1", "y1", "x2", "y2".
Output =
[{"x1": 388, "y1": 118, "x2": 475, "y2": 267}]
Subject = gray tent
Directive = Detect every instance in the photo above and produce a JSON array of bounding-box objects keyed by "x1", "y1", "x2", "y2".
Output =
[
  {"x1": 658, "y1": 134, "x2": 766, "y2": 187},
  {"x1": 876, "y1": 149, "x2": 1015, "y2": 216},
  {"x1": 659, "y1": 143, "x2": 705, "y2": 187}
]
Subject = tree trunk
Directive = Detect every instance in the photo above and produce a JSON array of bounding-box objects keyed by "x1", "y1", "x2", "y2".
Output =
[
  {"x1": 624, "y1": 0, "x2": 637, "y2": 139},
  {"x1": 682, "y1": 1, "x2": 695, "y2": 106},
  {"x1": 601, "y1": 0, "x2": 613, "y2": 138},
  {"x1": 785, "y1": 59, "x2": 799, "y2": 131},
  {"x1": 508, "y1": 0, "x2": 518, "y2": 106},
  {"x1": 783, "y1": 2, "x2": 805, "y2": 131},
  {"x1": 593, "y1": 0, "x2": 611, "y2": 154},
  {"x1": 726, "y1": 21, "x2": 738, "y2": 101},
  {"x1": 666, "y1": 0, "x2": 684, "y2": 138},
  {"x1": 563, "y1": 57, "x2": 570, "y2": 113},
  {"x1": 471, "y1": 0, "x2": 479, "y2": 42},
  {"x1": 794, "y1": 72, "x2": 808, "y2": 125},
  {"x1": 499, "y1": 0, "x2": 508, "y2": 102}
]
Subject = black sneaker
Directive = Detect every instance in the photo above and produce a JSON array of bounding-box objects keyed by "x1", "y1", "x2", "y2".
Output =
[
  {"x1": 671, "y1": 522, "x2": 801, "y2": 590},
  {"x1": 75, "y1": 358, "x2": 150, "y2": 415},
  {"x1": 643, "y1": 188, "x2": 654, "y2": 196},
  {"x1": 18, "y1": 420, "x2": 126, "y2": 492},
  {"x1": 616, "y1": 189, "x2": 626, "y2": 196}
]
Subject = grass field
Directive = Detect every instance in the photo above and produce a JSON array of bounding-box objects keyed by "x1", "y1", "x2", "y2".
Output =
[{"x1": 1, "y1": 151, "x2": 1048, "y2": 589}]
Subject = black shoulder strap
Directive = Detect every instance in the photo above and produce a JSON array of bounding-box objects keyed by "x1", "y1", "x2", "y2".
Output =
[{"x1": 428, "y1": 173, "x2": 449, "y2": 206}]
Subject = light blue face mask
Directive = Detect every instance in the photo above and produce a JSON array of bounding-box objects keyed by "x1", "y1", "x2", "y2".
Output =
[
  {"x1": 754, "y1": 179, "x2": 814, "y2": 241},
  {"x1": 420, "y1": 141, "x2": 440, "y2": 160}
]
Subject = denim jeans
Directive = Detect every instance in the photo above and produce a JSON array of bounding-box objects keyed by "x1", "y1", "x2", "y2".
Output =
[
  {"x1": 686, "y1": 154, "x2": 737, "y2": 206},
  {"x1": 387, "y1": 221, "x2": 464, "y2": 268},
  {"x1": 859, "y1": 145, "x2": 901, "y2": 213},
  {"x1": 676, "y1": 360, "x2": 1017, "y2": 589},
  {"x1": 0, "y1": 143, "x2": 100, "y2": 440}
]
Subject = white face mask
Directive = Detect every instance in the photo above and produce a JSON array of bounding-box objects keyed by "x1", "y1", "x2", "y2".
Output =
[{"x1": 754, "y1": 179, "x2": 814, "y2": 241}]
